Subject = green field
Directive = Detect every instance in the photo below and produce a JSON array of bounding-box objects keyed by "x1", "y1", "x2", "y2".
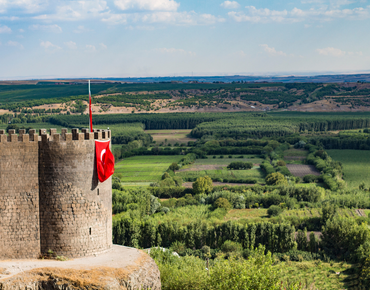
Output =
[
  {"x1": 327, "y1": 149, "x2": 370, "y2": 188},
  {"x1": 145, "y1": 129, "x2": 195, "y2": 145},
  {"x1": 115, "y1": 155, "x2": 183, "y2": 182},
  {"x1": 188, "y1": 155, "x2": 265, "y2": 166},
  {"x1": 177, "y1": 168, "x2": 265, "y2": 183}
]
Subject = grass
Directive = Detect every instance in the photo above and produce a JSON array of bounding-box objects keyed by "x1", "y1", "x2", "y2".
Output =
[
  {"x1": 115, "y1": 155, "x2": 183, "y2": 182},
  {"x1": 278, "y1": 260, "x2": 354, "y2": 289},
  {"x1": 280, "y1": 208, "x2": 358, "y2": 219},
  {"x1": 327, "y1": 149, "x2": 370, "y2": 189},
  {"x1": 224, "y1": 209, "x2": 268, "y2": 222},
  {"x1": 146, "y1": 129, "x2": 196, "y2": 145},
  {"x1": 177, "y1": 168, "x2": 265, "y2": 183},
  {"x1": 191, "y1": 155, "x2": 264, "y2": 166}
]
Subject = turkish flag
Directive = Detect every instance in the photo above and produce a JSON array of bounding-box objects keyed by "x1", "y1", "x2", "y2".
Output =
[{"x1": 95, "y1": 140, "x2": 115, "y2": 182}]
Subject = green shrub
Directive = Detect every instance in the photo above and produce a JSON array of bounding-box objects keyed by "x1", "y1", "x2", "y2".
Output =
[
  {"x1": 303, "y1": 174, "x2": 318, "y2": 183},
  {"x1": 265, "y1": 172, "x2": 287, "y2": 186},
  {"x1": 214, "y1": 198, "x2": 232, "y2": 211},
  {"x1": 277, "y1": 160, "x2": 286, "y2": 166},
  {"x1": 169, "y1": 162, "x2": 180, "y2": 171},
  {"x1": 193, "y1": 176, "x2": 213, "y2": 195},
  {"x1": 267, "y1": 205, "x2": 283, "y2": 217},
  {"x1": 221, "y1": 240, "x2": 243, "y2": 254}
]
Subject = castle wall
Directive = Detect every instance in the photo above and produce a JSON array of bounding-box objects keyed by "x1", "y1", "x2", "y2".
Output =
[
  {"x1": 0, "y1": 129, "x2": 40, "y2": 259},
  {"x1": 38, "y1": 129, "x2": 112, "y2": 258}
]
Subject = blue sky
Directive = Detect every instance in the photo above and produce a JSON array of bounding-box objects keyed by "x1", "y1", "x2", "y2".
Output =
[{"x1": 0, "y1": 0, "x2": 369, "y2": 79}]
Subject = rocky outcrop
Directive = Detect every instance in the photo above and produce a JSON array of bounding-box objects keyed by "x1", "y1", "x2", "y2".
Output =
[{"x1": 0, "y1": 246, "x2": 161, "y2": 290}]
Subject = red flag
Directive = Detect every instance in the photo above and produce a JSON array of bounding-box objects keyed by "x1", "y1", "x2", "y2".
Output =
[{"x1": 95, "y1": 140, "x2": 115, "y2": 182}]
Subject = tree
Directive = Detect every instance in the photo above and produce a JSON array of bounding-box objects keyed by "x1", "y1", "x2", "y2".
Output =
[
  {"x1": 267, "y1": 205, "x2": 283, "y2": 217},
  {"x1": 162, "y1": 172, "x2": 171, "y2": 180},
  {"x1": 321, "y1": 217, "x2": 370, "y2": 261},
  {"x1": 192, "y1": 176, "x2": 213, "y2": 195},
  {"x1": 277, "y1": 160, "x2": 286, "y2": 167},
  {"x1": 265, "y1": 172, "x2": 287, "y2": 186},
  {"x1": 321, "y1": 203, "x2": 337, "y2": 226},
  {"x1": 169, "y1": 162, "x2": 180, "y2": 172},
  {"x1": 214, "y1": 198, "x2": 232, "y2": 211}
]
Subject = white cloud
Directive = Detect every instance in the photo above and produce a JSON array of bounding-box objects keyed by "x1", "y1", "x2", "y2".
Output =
[
  {"x1": 64, "y1": 41, "x2": 77, "y2": 49},
  {"x1": 316, "y1": 47, "x2": 346, "y2": 56},
  {"x1": 142, "y1": 11, "x2": 225, "y2": 25},
  {"x1": 0, "y1": 0, "x2": 47, "y2": 14},
  {"x1": 0, "y1": 25, "x2": 11, "y2": 33},
  {"x1": 85, "y1": 44, "x2": 96, "y2": 52},
  {"x1": 316, "y1": 47, "x2": 363, "y2": 56},
  {"x1": 229, "y1": 5, "x2": 370, "y2": 23},
  {"x1": 29, "y1": 24, "x2": 62, "y2": 33},
  {"x1": 7, "y1": 40, "x2": 23, "y2": 49},
  {"x1": 102, "y1": 14, "x2": 128, "y2": 24},
  {"x1": 34, "y1": 0, "x2": 108, "y2": 21},
  {"x1": 19, "y1": 28, "x2": 24, "y2": 33},
  {"x1": 114, "y1": 0, "x2": 180, "y2": 11},
  {"x1": 221, "y1": 1, "x2": 240, "y2": 9},
  {"x1": 302, "y1": 0, "x2": 356, "y2": 8},
  {"x1": 73, "y1": 25, "x2": 91, "y2": 33},
  {"x1": 156, "y1": 47, "x2": 196, "y2": 56},
  {"x1": 40, "y1": 40, "x2": 61, "y2": 52},
  {"x1": 100, "y1": 43, "x2": 107, "y2": 49},
  {"x1": 260, "y1": 44, "x2": 287, "y2": 56}
]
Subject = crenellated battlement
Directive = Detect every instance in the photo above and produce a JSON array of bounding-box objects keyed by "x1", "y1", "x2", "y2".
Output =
[
  {"x1": 40, "y1": 128, "x2": 111, "y2": 143},
  {"x1": 0, "y1": 129, "x2": 39, "y2": 143},
  {"x1": 0, "y1": 128, "x2": 111, "y2": 143}
]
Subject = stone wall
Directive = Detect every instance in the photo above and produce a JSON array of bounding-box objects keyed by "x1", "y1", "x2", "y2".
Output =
[
  {"x1": 0, "y1": 129, "x2": 40, "y2": 259},
  {"x1": 38, "y1": 128, "x2": 112, "y2": 258}
]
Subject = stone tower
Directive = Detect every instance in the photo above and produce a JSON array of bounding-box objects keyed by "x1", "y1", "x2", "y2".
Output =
[
  {"x1": 0, "y1": 129, "x2": 40, "y2": 259},
  {"x1": 0, "y1": 128, "x2": 112, "y2": 259}
]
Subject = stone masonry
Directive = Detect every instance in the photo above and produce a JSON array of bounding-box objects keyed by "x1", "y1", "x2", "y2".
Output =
[{"x1": 0, "y1": 128, "x2": 113, "y2": 259}]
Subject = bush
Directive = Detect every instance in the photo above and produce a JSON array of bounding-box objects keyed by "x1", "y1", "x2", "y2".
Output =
[
  {"x1": 148, "y1": 187, "x2": 192, "y2": 199},
  {"x1": 169, "y1": 163, "x2": 180, "y2": 171},
  {"x1": 193, "y1": 176, "x2": 213, "y2": 195},
  {"x1": 303, "y1": 174, "x2": 318, "y2": 183},
  {"x1": 227, "y1": 161, "x2": 253, "y2": 170},
  {"x1": 267, "y1": 205, "x2": 283, "y2": 217},
  {"x1": 265, "y1": 172, "x2": 287, "y2": 186},
  {"x1": 214, "y1": 198, "x2": 232, "y2": 211},
  {"x1": 161, "y1": 207, "x2": 170, "y2": 214},
  {"x1": 150, "y1": 246, "x2": 281, "y2": 290},
  {"x1": 221, "y1": 240, "x2": 243, "y2": 254},
  {"x1": 162, "y1": 172, "x2": 171, "y2": 180},
  {"x1": 277, "y1": 160, "x2": 286, "y2": 166}
]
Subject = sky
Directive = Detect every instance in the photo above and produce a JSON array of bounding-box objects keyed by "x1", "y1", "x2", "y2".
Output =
[{"x1": 0, "y1": 0, "x2": 370, "y2": 79}]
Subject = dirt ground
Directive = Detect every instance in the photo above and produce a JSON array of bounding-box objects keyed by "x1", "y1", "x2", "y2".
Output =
[
  {"x1": 0, "y1": 245, "x2": 144, "y2": 281},
  {"x1": 286, "y1": 164, "x2": 320, "y2": 178}
]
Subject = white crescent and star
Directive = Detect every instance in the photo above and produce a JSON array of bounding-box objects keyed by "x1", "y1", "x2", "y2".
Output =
[{"x1": 100, "y1": 149, "x2": 106, "y2": 165}]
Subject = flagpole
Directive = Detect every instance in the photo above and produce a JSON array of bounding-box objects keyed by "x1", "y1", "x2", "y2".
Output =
[{"x1": 89, "y1": 80, "x2": 93, "y2": 132}]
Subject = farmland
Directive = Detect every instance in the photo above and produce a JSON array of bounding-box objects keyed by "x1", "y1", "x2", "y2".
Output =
[
  {"x1": 145, "y1": 129, "x2": 196, "y2": 145},
  {"x1": 4, "y1": 81, "x2": 370, "y2": 114},
  {"x1": 286, "y1": 164, "x2": 320, "y2": 178},
  {"x1": 327, "y1": 149, "x2": 370, "y2": 188},
  {"x1": 114, "y1": 155, "x2": 183, "y2": 183}
]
